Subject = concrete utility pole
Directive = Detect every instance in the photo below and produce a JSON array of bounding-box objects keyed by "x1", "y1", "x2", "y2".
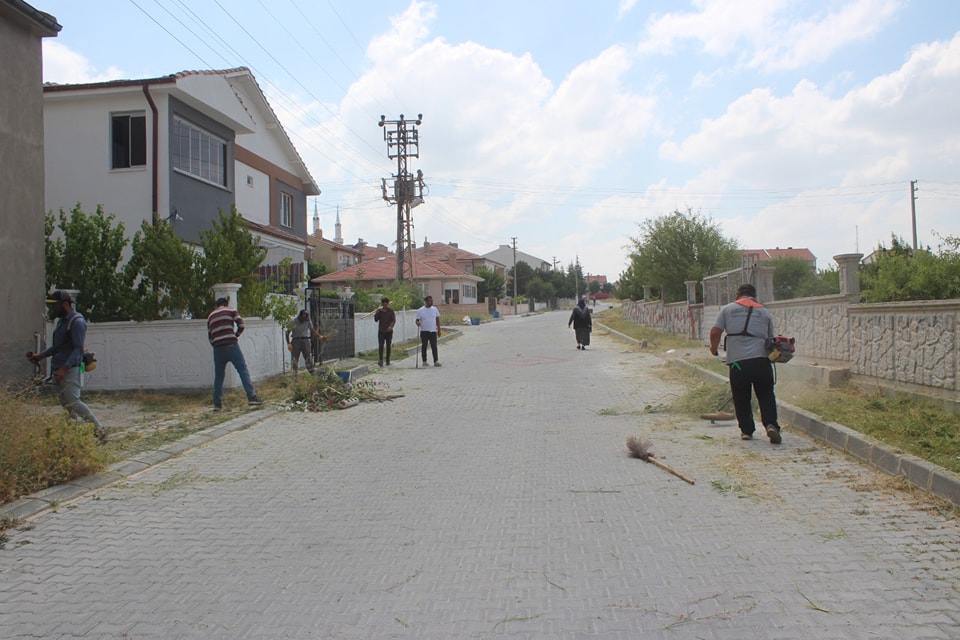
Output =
[
  {"x1": 511, "y1": 237, "x2": 518, "y2": 316},
  {"x1": 910, "y1": 180, "x2": 918, "y2": 251},
  {"x1": 379, "y1": 114, "x2": 425, "y2": 281}
]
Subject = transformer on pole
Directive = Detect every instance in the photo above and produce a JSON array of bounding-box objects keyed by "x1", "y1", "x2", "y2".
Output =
[{"x1": 379, "y1": 114, "x2": 425, "y2": 282}]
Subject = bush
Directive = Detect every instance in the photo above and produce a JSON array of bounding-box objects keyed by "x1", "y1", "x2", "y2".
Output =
[{"x1": 0, "y1": 388, "x2": 107, "y2": 505}]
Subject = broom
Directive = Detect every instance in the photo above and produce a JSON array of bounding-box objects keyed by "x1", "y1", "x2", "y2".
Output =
[{"x1": 626, "y1": 436, "x2": 695, "y2": 485}]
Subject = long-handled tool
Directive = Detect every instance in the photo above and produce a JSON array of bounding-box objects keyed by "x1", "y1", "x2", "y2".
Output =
[
  {"x1": 626, "y1": 436, "x2": 695, "y2": 485},
  {"x1": 700, "y1": 394, "x2": 735, "y2": 424}
]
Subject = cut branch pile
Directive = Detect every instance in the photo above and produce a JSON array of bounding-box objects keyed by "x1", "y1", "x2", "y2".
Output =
[{"x1": 286, "y1": 368, "x2": 403, "y2": 412}]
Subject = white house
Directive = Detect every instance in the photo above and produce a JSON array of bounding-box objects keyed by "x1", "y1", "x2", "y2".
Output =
[{"x1": 43, "y1": 67, "x2": 319, "y2": 283}]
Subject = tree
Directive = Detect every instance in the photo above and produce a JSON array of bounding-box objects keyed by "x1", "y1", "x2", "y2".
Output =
[
  {"x1": 44, "y1": 204, "x2": 132, "y2": 321},
  {"x1": 626, "y1": 208, "x2": 740, "y2": 303},
  {"x1": 860, "y1": 234, "x2": 960, "y2": 302},
  {"x1": 507, "y1": 261, "x2": 535, "y2": 297},
  {"x1": 525, "y1": 277, "x2": 555, "y2": 302},
  {"x1": 474, "y1": 266, "x2": 505, "y2": 302},
  {"x1": 195, "y1": 206, "x2": 268, "y2": 317},
  {"x1": 123, "y1": 218, "x2": 202, "y2": 320}
]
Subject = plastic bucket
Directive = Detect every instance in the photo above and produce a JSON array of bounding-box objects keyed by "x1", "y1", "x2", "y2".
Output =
[
  {"x1": 471, "y1": 317, "x2": 480, "y2": 325},
  {"x1": 492, "y1": 311, "x2": 500, "y2": 318},
  {"x1": 336, "y1": 371, "x2": 351, "y2": 383}
]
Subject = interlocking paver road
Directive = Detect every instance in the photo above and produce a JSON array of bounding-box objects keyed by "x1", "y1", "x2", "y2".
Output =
[{"x1": 1, "y1": 311, "x2": 958, "y2": 639}]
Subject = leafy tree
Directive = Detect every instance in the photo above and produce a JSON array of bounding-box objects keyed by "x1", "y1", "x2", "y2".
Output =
[
  {"x1": 307, "y1": 260, "x2": 328, "y2": 280},
  {"x1": 507, "y1": 261, "x2": 535, "y2": 297},
  {"x1": 860, "y1": 234, "x2": 960, "y2": 302},
  {"x1": 474, "y1": 266, "x2": 505, "y2": 302},
  {"x1": 626, "y1": 208, "x2": 740, "y2": 303},
  {"x1": 123, "y1": 218, "x2": 201, "y2": 320},
  {"x1": 525, "y1": 277, "x2": 555, "y2": 301},
  {"x1": 44, "y1": 204, "x2": 131, "y2": 321},
  {"x1": 195, "y1": 206, "x2": 268, "y2": 317},
  {"x1": 588, "y1": 280, "x2": 601, "y2": 296}
]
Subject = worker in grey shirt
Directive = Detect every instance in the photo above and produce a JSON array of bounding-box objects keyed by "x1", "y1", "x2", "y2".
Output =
[
  {"x1": 708, "y1": 283, "x2": 782, "y2": 444},
  {"x1": 286, "y1": 310, "x2": 322, "y2": 374}
]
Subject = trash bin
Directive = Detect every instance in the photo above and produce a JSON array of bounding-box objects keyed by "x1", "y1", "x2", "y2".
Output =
[
  {"x1": 336, "y1": 371, "x2": 351, "y2": 383},
  {"x1": 492, "y1": 311, "x2": 500, "y2": 318},
  {"x1": 471, "y1": 317, "x2": 481, "y2": 326}
]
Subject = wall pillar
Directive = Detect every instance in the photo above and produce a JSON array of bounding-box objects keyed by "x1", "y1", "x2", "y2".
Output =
[
  {"x1": 685, "y1": 280, "x2": 698, "y2": 305},
  {"x1": 642, "y1": 285, "x2": 651, "y2": 301},
  {"x1": 212, "y1": 283, "x2": 242, "y2": 308},
  {"x1": 834, "y1": 253, "x2": 863, "y2": 299}
]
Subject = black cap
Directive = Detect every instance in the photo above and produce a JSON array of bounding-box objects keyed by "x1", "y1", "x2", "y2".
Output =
[
  {"x1": 46, "y1": 290, "x2": 73, "y2": 304},
  {"x1": 215, "y1": 297, "x2": 230, "y2": 307}
]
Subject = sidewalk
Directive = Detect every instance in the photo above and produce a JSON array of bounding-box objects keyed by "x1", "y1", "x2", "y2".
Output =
[{"x1": 1, "y1": 312, "x2": 958, "y2": 639}]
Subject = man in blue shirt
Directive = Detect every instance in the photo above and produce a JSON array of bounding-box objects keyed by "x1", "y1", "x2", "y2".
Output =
[{"x1": 27, "y1": 291, "x2": 106, "y2": 443}]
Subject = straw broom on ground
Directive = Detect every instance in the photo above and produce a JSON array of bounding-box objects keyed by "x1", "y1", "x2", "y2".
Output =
[{"x1": 626, "y1": 436, "x2": 695, "y2": 485}]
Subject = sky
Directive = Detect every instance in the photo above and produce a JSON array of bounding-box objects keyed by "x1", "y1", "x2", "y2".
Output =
[{"x1": 39, "y1": 0, "x2": 960, "y2": 280}]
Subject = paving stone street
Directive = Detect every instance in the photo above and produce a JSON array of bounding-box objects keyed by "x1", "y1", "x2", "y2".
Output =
[{"x1": 1, "y1": 311, "x2": 958, "y2": 639}]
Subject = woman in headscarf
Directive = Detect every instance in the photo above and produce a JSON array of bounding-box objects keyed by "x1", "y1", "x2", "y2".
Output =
[{"x1": 568, "y1": 297, "x2": 593, "y2": 350}]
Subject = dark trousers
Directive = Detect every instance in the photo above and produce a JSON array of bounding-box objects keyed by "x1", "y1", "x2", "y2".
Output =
[
  {"x1": 728, "y1": 357, "x2": 778, "y2": 435},
  {"x1": 420, "y1": 331, "x2": 438, "y2": 363},
  {"x1": 378, "y1": 331, "x2": 393, "y2": 363}
]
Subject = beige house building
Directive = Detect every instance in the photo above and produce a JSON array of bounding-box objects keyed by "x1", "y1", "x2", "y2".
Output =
[{"x1": 0, "y1": 0, "x2": 60, "y2": 383}]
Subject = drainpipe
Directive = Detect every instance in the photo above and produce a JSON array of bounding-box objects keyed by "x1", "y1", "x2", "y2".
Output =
[{"x1": 142, "y1": 83, "x2": 159, "y2": 225}]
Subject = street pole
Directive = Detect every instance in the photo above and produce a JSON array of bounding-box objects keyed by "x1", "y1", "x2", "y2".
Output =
[
  {"x1": 910, "y1": 180, "x2": 918, "y2": 251},
  {"x1": 512, "y1": 237, "x2": 517, "y2": 316},
  {"x1": 379, "y1": 114, "x2": 424, "y2": 281}
]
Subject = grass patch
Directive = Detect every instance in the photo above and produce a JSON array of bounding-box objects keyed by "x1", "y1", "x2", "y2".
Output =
[
  {"x1": 0, "y1": 385, "x2": 109, "y2": 504},
  {"x1": 793, "y1": 383, "x2": 960, "y2": 475}
]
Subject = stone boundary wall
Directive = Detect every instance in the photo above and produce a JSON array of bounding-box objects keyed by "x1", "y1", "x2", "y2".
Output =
[
  {"x1": 624, "y1": 296, "x2": 960, "y2": 398},
  {"x1": 621, "y1": 299, "x2": 706, "y2": 341}
]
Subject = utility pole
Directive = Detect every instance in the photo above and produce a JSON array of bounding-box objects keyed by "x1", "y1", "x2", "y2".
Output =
[
  {"x1": 379, "y1": 114, "x2": 425, "y2": 281},
  {"x1": 511, "y1": 237, "x2": 518, "y2": 316},
  {"x1": 910, "y1": 180, "x2": 918, "y2": 251}
]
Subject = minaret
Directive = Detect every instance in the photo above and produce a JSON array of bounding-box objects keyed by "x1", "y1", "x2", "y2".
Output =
[
  {"x1": 334, "y1": 205, "x2": 343, "y2": 244},
  {"x1": 312, "y1": 200, "x2": 321, "y2": 238}
]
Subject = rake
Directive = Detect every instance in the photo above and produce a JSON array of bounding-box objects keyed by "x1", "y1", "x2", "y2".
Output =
[{"x1": 626, "y1": 435, "x2": 695, "y2": 485}]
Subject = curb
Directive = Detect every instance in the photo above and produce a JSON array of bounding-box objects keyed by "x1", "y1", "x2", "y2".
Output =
[
  {"x1": 0, "y1": 409, "x2": 277, "y2": 522},
  {"x1": 596, "y1": 321, "x2": 960, "y2": 508}
]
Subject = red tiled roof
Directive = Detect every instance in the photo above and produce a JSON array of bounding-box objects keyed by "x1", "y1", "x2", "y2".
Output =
[{"x1": 312, "y1": 255, "x2": 481, "y2": 284}]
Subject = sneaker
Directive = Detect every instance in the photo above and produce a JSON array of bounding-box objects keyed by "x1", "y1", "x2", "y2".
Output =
[
  {"x1": 248, "y1": 397, "x2": 264, "y2": 406},
  {"x1": 434, "y1": 362, "x2": 442, "y2": 367},
  {"x1": 740, "y1": 432, "x2": 753, "y2": 440},
  {"x1": 378, "y1": 361, "x2": 383, "y2": 367},
  {"x1": 766, "y1": 425, "x2": 782, "y2": 444},
  {"x1": 213, "y1": 406, "x2": 222, "y2": 413},
  {"x1": 94, "y1": 428, "x2": 109, "y2": 445},
  {"x1": 386, "y1": 361, "x2": 391, "y2": 366}
]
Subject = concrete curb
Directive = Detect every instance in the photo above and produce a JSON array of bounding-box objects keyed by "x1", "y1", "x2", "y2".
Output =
[
  {"x1": 596, "y1": 321, "x2": 960, "y2": 508},
  {"x1": 0, "y1": 409, "x2": 276, "y2": 522}
]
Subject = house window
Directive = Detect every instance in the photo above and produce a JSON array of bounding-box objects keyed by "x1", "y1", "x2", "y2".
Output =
[
  {"x1": 444, "y1": 288, "x2": 460, "y2": 304},
  {"x1": 281, "y1": 192, "x2": 293, "y2": 227},
  {"x1": 111, "y1": 113, "x2": 146, "y2": 169},
  {"x1": 464, "y1": 284, "x2": 477, "y2": 299},
  {"x1": 172, "y1": 117, "x2": 227, "y2": 187}
]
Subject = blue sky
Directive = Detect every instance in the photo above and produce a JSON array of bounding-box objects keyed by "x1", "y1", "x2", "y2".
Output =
[{"x1": 40, "y1": 0, "x2": 960, "y2": 280}]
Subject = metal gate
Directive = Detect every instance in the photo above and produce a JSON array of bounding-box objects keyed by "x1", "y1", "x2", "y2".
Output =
[{"x1": 307, "y1": 295, "x2": 355, "y2": 363}]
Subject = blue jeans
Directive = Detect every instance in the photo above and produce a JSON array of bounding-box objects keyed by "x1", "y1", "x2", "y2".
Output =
[
  {"x1": 58, "y1": 365, "x2": 103, "y2": 430},
  {"x1": 212, "y1": 343, "x2": 257, "y2": 407}
]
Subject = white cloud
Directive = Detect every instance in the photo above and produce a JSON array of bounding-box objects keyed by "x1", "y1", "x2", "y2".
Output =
[
  {"x1": 638, "y1": 0, "x2": 903, "y2": 72},
  {"x1": 42, "y1": 40, "x2": 125, "y2": 84}
]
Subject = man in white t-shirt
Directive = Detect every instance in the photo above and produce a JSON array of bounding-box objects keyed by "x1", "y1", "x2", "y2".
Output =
[{"x1": 415, "y1": 295, "x2": 442, "y2": 367}]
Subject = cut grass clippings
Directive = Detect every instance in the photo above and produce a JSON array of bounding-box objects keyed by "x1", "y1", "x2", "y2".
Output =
[{"x1": 599, "y1": 304, "x2": 960, "y2": 477}]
